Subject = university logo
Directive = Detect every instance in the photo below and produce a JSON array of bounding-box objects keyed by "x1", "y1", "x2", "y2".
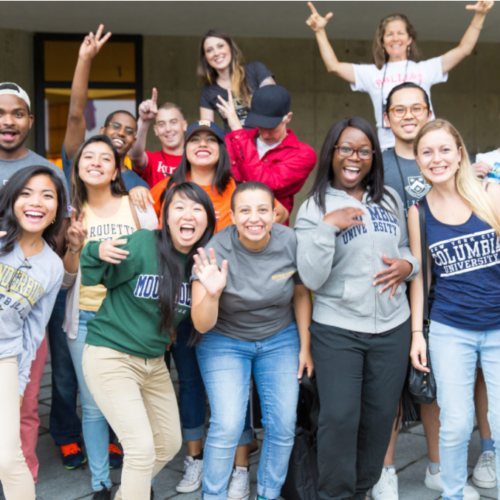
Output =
[
  {"x1": 406, "y1": 175, "x2": 431, "y2": 199},
  {"x1": 199, "y1": 120, "x2": 211, "y2": 127}
]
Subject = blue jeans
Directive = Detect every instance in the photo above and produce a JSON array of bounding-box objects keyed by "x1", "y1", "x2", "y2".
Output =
[
  {"x1": 196, "y1": 322, "x2": 300, "y2": 500},
  {"x1": 67, "y1": 310, "x2": 111, "y2": 491},
  {"x1": 171, "y1": 319, "x2": 253, "y2": 446},
  {"x1": 47, "y1": 289, "x2": 83, "y2": 447},
  {"x1": 430, "y1": 320, "x2": 500, "y2": 500}
]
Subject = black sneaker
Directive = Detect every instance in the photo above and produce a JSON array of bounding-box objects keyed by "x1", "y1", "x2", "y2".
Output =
[
  {"x1": 92, "y1": 483, "x2": 111, "y2": 500},
  {"x1": 60, "y1": 443, "x2": 87, "y2": 470}
]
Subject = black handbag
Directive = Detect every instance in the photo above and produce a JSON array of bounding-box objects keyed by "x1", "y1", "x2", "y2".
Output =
[
  {"x1": 281, "y1": 373, "x2": 320, "y2": 500},
  {"x1": 408, "y1": 198, "x2": 437, "y2": 405}
]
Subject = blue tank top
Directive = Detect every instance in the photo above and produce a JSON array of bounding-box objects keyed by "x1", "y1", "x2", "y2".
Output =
[{"x1": 425, "y1": 199, "x2": 500, "y2": 330}]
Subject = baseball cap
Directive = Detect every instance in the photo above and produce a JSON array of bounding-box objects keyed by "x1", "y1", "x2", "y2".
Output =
[
  {"x1": 0, "y1": 83, "x2": 31, "y2": 112},
  {"x1": 185, "y1": 120, "x2": 225, "y2": 143},
  {"x1": 245, "y1": 85, "x2": 291, "y2": 130}
]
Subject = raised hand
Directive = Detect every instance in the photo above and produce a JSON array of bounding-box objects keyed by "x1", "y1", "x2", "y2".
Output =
[
  {"x1": 193, "y1": 248, "x2": 228, "y2": 299},
  {"x1": 138, "y1": 88, "x2": 158, "y2": 122},
  {"x1": 373, "y1": 254, "x2": 412, "y2": 298},
  {"x1": 216, "y1": 90, "x2": 242, "y2": 131},
  {"x1": 322, "y1": 207, "x2": 365, "y2": 231},
  {"x1": 99, "y1": 239, "x2": 129, "y2": 264},
  {"x1": 66, "y1": 209, "x2": 87, "y2": 250},
  {"x1": 466, "y1": 1, "x2": 494, "y2": 14},
  {"x1": 305, "y1": 1, "x2": 333, "y2": 32},
  {"x1": 79, "y1": 24, "x2": 112, "y2": 61}
]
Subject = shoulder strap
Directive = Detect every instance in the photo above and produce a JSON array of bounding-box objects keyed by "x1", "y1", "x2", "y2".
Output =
[
  {"x1": 419, "y1": 198, "x2": 429, "y2": 327},
  {"x1": 128, "y1": 196, "x2": 141, "y2": 230}
]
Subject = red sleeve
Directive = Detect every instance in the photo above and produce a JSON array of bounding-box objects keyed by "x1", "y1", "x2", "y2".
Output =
[{"x1": 228, "y1": 131, "x2": 317, "y2": 198}]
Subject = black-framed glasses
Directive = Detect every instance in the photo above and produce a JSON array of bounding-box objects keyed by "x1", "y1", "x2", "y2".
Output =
[
  {"x1": 334, "y1": 146, "x2": 375, "y2": 161},
  {"x1": 109, "y1": 122, "x2": 136, "y2": 137},
  {"x1": 6, "y1": 258, "x2": 32, "y2": 293},
  {"x1": 388, "y1": 104, "x2": 428, "y2": 119}
]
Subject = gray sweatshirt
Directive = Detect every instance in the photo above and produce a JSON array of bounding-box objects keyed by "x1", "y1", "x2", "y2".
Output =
[
  {"x1": 295, "y1": 185, "x2": 419, "y2": 334},
  {"x1": 0, "y1": 240, "x2": 63, "y2": 395}
]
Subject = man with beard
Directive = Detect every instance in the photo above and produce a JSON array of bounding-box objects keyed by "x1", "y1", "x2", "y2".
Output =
[{"x1": 0, "y1": 82, "x2": 70, "y2": 497}]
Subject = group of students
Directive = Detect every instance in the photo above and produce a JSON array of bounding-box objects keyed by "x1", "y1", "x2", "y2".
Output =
[{"x1": 0, "y1": 2, "x2": 499, "y2": 500}]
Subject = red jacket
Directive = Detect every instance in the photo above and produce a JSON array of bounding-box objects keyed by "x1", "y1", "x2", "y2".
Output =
[{"x1": 226, "y1": 128, "x2": 317, "y2": 216}]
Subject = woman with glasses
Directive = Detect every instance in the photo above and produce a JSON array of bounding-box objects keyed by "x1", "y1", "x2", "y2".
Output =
[
  {"x1": 305, "y1": 1, "x2": 494, "y2": 150},
  {"x1": 0, "y1": 166, "x2": 66, "y2": 500},
  {"x1": 295, "y1": 116, "x2": 419, "y2": 500},
  {"x1": 62, "y1": 135, "x2": 158, "y2": 500}
]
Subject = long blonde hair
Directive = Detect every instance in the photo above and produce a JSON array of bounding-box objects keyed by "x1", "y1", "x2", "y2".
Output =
[
  {"x1": 198, "y1": 29, "x2": 252, "y2": 110},
  {"x1": 414, "y1": 119, "x2": 500, "y2": 238},
  {"x1": 372, "y1": 14, "x2": 421, "y2": 70}
]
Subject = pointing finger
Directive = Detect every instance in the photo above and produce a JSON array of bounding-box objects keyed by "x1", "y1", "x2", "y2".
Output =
[
  {"x1": 152, "y1": 88, "x2": 157, "y2": 104},
  {"x1": 307, "y1": 1, "x2": 318, "y2": 14}
]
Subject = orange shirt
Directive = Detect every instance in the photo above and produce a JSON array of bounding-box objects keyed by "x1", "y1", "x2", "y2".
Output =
[{"x1": 151, "y1": 175, "x2": 236, "y2": 232}]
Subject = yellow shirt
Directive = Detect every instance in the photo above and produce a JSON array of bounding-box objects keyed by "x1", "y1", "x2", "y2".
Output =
[{"x1": 79, "y1": 196, "x2": 137, "y2": 312}]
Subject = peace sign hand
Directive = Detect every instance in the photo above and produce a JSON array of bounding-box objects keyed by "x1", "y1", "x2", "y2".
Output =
[
  {"x1": 216, "y1": 90, "x2": 242, "y2": 131},
  {"x1": 466, "y1": 1, "x2": 494, "y2": 15},
  {"x1": 66, "y1": 209, "x2": 88, "y2": 250},
  {"x1": 193, "y1": 248, "x2": 228, "y2": 299},
  {"x1": 138, "y1": 88, "x2": 158, "y2": 122},
  {"x1": 305, "y1": 2, "x2": 333, "y2": 32},
  {"x1": 79, "y1": 24, "x2": 112, "y2": 61}
]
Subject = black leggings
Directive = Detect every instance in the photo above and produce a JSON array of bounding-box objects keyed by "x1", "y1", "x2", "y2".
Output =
[{"x1": 311, "y1": 318, "x2": 411, "y2": 500}]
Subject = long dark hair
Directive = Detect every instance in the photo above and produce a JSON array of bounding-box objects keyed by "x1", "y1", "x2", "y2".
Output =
[
  {"x1": 0, "y1": 165, "x2": 67, "y2": 255},
  {"x1": 70, "y1": 135, "x2": 127, "y2": 216},
  {"x1": 309, "y1": 116, "x2": 395, "y2": 214},
  {"x1": 198, "y1": 29, "x2": 252, "y2": 110},
  {"x1": 157, "y1": 182, "x2": 216, "y2": 334},
  {"x1": 166, "y1": 138, "x2": 232, "y2": 197}
]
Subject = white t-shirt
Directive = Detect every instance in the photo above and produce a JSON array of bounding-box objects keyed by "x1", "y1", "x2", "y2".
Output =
[
  {"x1": 351, "y1": 57, "x2": 448, "y2": 151},
  {"x1": 476, "y1": 149, "x2": 500, "y2": 184},
  {"x1": 256, "y1": 137, "x2": 282, "y2": 159}
]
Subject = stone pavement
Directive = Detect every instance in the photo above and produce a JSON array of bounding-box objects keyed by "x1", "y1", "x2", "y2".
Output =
[{"x1": 0, "y1": 352, "x2": 498, "y2": 500}]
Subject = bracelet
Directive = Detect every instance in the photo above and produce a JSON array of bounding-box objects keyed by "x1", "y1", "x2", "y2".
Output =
[{"x1": 68, "y1": 244, "x2": 83, "y2": 254}]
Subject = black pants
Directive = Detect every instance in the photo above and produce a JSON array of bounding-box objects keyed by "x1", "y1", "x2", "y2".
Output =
[{"x1": 311, "y1": 318, "x2": 411, "y2": 500}]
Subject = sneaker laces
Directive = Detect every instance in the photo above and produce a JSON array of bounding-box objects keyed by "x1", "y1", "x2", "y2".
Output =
[
  {"x1": 377, "y1": 469, "x2": 397, "y2": 496},
  {"x1": 61, "y1": 443, "x2": 81, "y2": 457},
  {"x1": 182, "y1": 457, "x2": 201, "y2": 482},
  {"x1": 230, "y1": 467, "x2": 249, "y2": 492},
  {"x1": 476, "y1": 452, "x2": 496, "y2": 471}
]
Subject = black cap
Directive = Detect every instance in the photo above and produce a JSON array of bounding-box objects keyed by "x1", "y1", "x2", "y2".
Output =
[
  {"x1": 245, "y1": 85, "x2": 291, "y2": 129},
  {"x1": 185, "y1": 120, "x2": 225, "y2": 143}
]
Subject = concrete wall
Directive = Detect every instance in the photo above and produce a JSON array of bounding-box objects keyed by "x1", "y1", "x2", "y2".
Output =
[
  {"x1": 143, "y1": 35, "x2": 500, "y2": 222},
  {"x1": 0, "y1": 28, "x2": 35, "y2": 150}
]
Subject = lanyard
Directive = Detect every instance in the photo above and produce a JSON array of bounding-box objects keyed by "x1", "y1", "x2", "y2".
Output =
[
  {"x1": 393, "y1": 148, "x2": 410, "y2": 218},
  {"x1": 381, "y1": 59, "x2": 409, "y2": 128}
]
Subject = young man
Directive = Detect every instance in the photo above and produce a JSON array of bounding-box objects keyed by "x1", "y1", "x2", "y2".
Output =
[
  {"x1": 0, "y1": 82, "x2": 70, "y2": 495},
  {"x1": 219, "y1": 85, "x2": 316, "y2": 222},
  {"x1": 62, "y1": 24, "x2": 148, "y2": 192},
  {"x1": 128, "y1": 88, "x2": 187, "y2": 188},
  {"x1": 371, "y1": 81, "x2": 487, "y2": 500}
]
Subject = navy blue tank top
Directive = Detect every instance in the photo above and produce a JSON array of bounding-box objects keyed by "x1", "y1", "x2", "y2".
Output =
[{"x1": 425, "y1": 199, "x2": 500, "y2": 330}]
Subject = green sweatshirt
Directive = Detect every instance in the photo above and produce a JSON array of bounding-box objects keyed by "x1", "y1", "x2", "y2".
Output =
[{"x1": 81, "y1": 229, "x2": 191, "y2": 358}]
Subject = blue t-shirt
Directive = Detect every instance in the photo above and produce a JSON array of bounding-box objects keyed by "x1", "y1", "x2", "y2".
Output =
[
  {"x1": 425, "y1": 200, "x2": 500, "y2": 330},
  {"x1": 62, "y1": 143, "x2": 148, "y2": 191}
]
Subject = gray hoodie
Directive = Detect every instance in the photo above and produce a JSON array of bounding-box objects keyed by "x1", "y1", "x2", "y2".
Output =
[{"x1": 295, "y1": 185, "x2": 419, "y2": 334}]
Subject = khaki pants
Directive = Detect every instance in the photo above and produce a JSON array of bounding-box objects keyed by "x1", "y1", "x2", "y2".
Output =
[
  {"x1": 82, "y1": 345, "x2": 182, "y2": 500},
  {"x1": 0, "y1": 356, "x2": 36, "y2": 500}
]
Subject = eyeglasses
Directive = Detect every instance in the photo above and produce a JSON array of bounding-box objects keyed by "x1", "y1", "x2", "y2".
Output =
[
  {"x1": 388, "y1": 105, "x2": 428, "y2": 119},
  {"x1": 334, "y1": 146, "x2": 375, "y2": 161},
  {"x1": 6, "y1": 258, "x2": 32, "y2": 293},
  {"x1": 109, "y1": 122, "x2": 136, "y2": 137}
]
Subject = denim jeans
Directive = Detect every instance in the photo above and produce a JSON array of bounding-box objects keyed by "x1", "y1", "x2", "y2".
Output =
[
  {"x1": 171, "y1": 319, "x2": 253, "y2": 446},
  {"x1": 47, "y1": 289, "x2": 83, "y2": 447},
  {"x1": 430, "y1": 320, "x2": 500, "y2": 500},
  {"x1": 196, "y1": 322, "x2": 300, "y2": 500},
  {"x1": 67, "y1": 310, "x2": 111, "y2": 491}
]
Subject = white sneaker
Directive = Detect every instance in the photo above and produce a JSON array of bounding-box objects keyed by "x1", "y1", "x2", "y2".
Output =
[
  {"x1": 424, "y1": 466, "x2": 480, "y2": 500},
  {"x1": 228, "y1": 466, "x2": 251, "y2": 500},
  {"x1": 176, "y1": 456, "x2": 203, "y2": 493},
  {"x1": 473, "y1": 451, "x2": 497, "y2": 489},
  {"x1": 372, "y1": 468, "x2": 398, "y2": 500}
]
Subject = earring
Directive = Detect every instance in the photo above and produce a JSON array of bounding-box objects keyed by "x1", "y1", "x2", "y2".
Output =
[
  {"x1": 52, "y1": 218, "x2": 56, "y2": 224},
  {"x1": 407, "y1": 46, "x2": 410, "y2": 57}
]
